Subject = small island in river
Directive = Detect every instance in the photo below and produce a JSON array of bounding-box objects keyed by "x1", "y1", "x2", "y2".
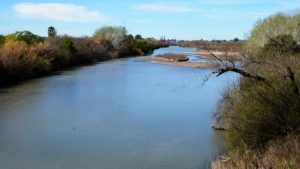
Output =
[{"x1": 143, "y1": 53, "x2": 216, "y2": 68}]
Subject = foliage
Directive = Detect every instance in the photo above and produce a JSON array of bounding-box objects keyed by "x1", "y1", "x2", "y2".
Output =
[
  {"x1": 0, "y1": 41, "x2": 52, "y2": 79},
  {"x1": 247, "y1": 13, "x2": 300, "y2": 54},
  {"x1": 48, "y1": 26, "x2": 57, "y2": 37},
  {"x1": 0, "y1": 27, "x2": 166, "y2": 85},
  {"x1": 221, "y1": 78, "x2": 300, "y2": 148},
  {"x1": 59, "y1": 38, "x2": 76, "y2": 55},
  {"x1": 133, "y1": 39, "x2": 156, "y2": 54},
  {"x1": 179, "y1": 40, "x2": 244, "y2": 52},
  {"x1": 93, "y1": 26, "x2": 127, "y2": 48},
  {"x1": 135, "y1": 34, "x2": 142, "y2": 39},
  {"x1": 5, "y1": 31, "x2": 44, "y2": 45},
  {"x1": 214, "y1": 32, "x2": 300, "y2": 148},
  {"x1": 118, "y1": 35, "x2": 164, "y2": 57},
  {"x1": 72, "y1": 37, "x2": 115, "y2": 62},
  {"x1": 212, "y1": 135, "x2": 300, "y2": 169}
]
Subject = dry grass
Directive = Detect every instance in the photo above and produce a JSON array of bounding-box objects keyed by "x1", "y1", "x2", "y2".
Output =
[{"x1": 212, "y1": 135, "x2": 300, "y2": 169}]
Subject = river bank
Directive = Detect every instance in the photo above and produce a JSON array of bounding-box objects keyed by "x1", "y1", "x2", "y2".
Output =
[{"x1": 0, "y1": 31, "x2": 168, "y2": 87}]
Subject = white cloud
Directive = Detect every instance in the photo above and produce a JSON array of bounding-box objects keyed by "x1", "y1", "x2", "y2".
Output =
[
  {"x1": 13, "y1": 3, "x2": 104, "y2": 22},
  {"x1": 133, "y1": 3, "x2": 196, "y2": 13}
]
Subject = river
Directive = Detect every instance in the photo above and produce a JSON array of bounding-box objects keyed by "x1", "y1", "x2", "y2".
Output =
[{"x1": 0, "y1": 46, "x2": 236, "y2": 169}]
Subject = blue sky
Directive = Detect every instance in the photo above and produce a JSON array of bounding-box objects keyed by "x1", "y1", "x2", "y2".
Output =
[{"x1": 0, "y1": 0, "x2": 299, "y2": 40}]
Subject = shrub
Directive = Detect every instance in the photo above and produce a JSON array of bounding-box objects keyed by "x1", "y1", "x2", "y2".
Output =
[
  {"x1": 5, "y1": 31, "x2": 44, "y2": 45},
  {"x1": 247, "y1": 12, "x2": 300, "y2": 54},
  {"x1": 215, "y1": 12, "x2": 300, "y2": 149},
  {"x1": 0, "y1": 41, "x2": 52, "y2": 79},
  {"x1": 133, "y1": 39, "x2": 156, "y2": 54},
  {"x1": 222, "y1": 78, "x2": 300, "y2": 148},
  {"x1": 212, "y1": 135, "x2": 300, "y2": 169},
  {"x1": 59, "y1": 38, "x2": 76, "y2": 55},
  {"x1": 72, "y1": 37, "x2": 114, "y2": 62}
]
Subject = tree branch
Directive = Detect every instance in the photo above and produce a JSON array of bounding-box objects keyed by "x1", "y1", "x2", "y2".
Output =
[{"x1": 215, "y1": 67, "x2": 266, "y2": 82}]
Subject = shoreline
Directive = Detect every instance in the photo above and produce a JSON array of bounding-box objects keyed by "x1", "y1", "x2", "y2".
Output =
[
  {"x1": 0, "y1": 51, "x2": 159, "y2": 88},
  {"x1": 142, "y1": 57, "x2": 215, "y2": 68}
]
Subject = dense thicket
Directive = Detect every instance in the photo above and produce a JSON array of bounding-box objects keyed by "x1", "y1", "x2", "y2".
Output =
[
  {"x1": 0, "y1": 27, "x2": 168, "y2": 86},
  {"x1": 213, "y1": 11, "x2": 300, "y2": 169}
]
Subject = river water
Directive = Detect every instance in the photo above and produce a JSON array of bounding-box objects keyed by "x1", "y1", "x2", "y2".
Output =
[{"x1": 0, "y1": 46, "x2": 236, "y2": 169}]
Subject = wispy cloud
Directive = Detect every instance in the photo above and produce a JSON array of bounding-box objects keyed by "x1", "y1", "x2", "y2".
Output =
[
  {"x1": 13, "y1": 3, "x2": 104, "y2": 22},
  {"x1": 132, "y1": 3, "x2": 197, "y2": 13}
]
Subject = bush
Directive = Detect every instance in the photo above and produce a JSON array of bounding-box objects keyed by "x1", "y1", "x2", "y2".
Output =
[
  {"x1": 217, "y1": 35, "x2": 300, "y2": 148},
  {"x1": 59, "y1": 38, "x2": 76, "y2": 64},
  {"x1": 222, "y1": 78, "x2": 300, "y2": 148},
  {"x1": 60, "y1": 38, "x2": 75, "y2": 53},
  {"x1": 215, "y1": 12, "x2": 300, "y2": 149},
  {"x1": 0, "y1": 41, "x2": 52, "y2": 79},
  {"x1": 247, "y1": 13, "x2": 300, "y2": 54},
  {"x1": 212, "y1": 135, "x2": 300, "y2": 169},
  {"x1": 133, "y1": 39, "x2": 156, "y2": 54},
  {"x1": 72, "y1": 37, "x2": 114, "y2": 62},
  {"x1": 5, "y1": 31, "x2": 44, "y2": 45}
]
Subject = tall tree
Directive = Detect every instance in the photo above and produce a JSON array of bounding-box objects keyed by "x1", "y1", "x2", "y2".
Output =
[
  {"x1": 135, "y1": 34, "x2": 142, "y2": 40},
  {"x1": 48, "y1": 26, "x2": 57, "y2": 38},
  {"x1": 93, "y1": 26, "x2": 127, "y2": 49}
]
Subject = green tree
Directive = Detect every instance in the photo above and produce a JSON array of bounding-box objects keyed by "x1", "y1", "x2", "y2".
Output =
[
  {"x1": 60, "y1": 38, "x2": 76, "y2": 55},
  {"x1": 5, "y1": 31, "x2": 44, "y2": 45},
  {"x1": 233, "y1": 38, "x2": 239, "y2": 42},
  {"x1": 247, "y1": 13, "x2": 300, "y2": 54},
  {"x1": 48, "y1": 26, "x2": 57, "y2": 38},
  {"x1": 135, "y1": 34, "x2": 142, "y2": 39},
  {"x1": 213, "y1": 12, "x2": 300, "y2": 148},
  {"x1": 93, "y1": 26, "x2": 127, "y2": 49}
]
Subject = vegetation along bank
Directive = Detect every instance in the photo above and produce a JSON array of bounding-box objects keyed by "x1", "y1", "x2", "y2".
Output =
[
  {"x1": 0, "y1": 26, "x2": 168, "y2": 86},
  {"x1": 209, "y1": 12, "x2": 300, "y2": 169}
]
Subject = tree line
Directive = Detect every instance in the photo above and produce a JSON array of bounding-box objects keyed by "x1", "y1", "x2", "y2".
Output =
[{"x1": 0, "y1": 26, "x2": 168, "y2": 86}]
